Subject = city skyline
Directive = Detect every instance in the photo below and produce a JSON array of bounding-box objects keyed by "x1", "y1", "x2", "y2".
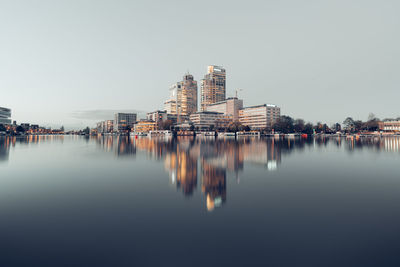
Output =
[{"x1": 1, "y1": 0, "x2": 399, "y2": 129}]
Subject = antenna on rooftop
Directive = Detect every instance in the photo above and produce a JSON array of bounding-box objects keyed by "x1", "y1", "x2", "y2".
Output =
[{"x1": 235, "y1": 89, "x2": 242, "y2": 98}]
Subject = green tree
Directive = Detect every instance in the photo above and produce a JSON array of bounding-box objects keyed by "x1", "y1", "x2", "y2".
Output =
[
  {"x1": 83, "y1": 127, "x2": 90, "y2": 134},
  {"x1": 273, "y1": 116, "x2": 294, "y2": 133},
  {"x1": 343, "y1": 117, "x2": 355, "y2": 132},
  {"x1": 16, "y1": 126, "x2": 26, "y2": 133},
  {"x1": 293, "y1": 119, "x2": 305, "y2": 133},
  {"x1": 303, "y1": 123, "x2": 313, "y2": 134}
]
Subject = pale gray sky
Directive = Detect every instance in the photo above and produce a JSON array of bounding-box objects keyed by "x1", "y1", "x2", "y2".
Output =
[{"x1": 1, "y1": 0, "x2": 399, "y2": 129}]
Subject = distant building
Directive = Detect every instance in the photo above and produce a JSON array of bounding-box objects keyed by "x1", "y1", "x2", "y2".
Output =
[
  {"x1": 134, "y1": 120, "x2": 156, "y2": 133},
  {"x1": 97, "y1": 120, "x2": 113, "y2": 134},
  {"x1": 239, "y1": 104, "x2": 280, "y2": 130},
  {"x1": 189, "y1": 111, "x2": 232, "y2": 130},
  {"x1": 201, "y1": 65, "x2": 226, "y2": 111},
  {"x1": 146, "y1": 110, "x2": 178, "y2": 124},
  {"x1": 205, "y1": 97, "x2": 243, "y2": 122},
  {"x1": 164, "y1": 73, "x2": 198, "y2": 120},
  {"x1": 21, "y1": 123, "x2": 30, "y2": 130},
  {"x1": 379, "y1": 121, "x2": 400, "y2": 132},
  {"x1": 0, "y1": 107, "x2": 11, "y2": 125},
  {"x1": 114, "y1": 113, "x2": 137, "y2": 133}
]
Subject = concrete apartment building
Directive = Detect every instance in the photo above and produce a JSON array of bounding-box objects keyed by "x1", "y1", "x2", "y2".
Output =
[
  {"x1": 205, "y1": 97, "x2": 243, "y2": 122},
  {"x1": 239, "y1": 104, "x2": 280, "y2": 130},
  {"x1": 189, "y1": 111, "x2": 232, "y2": 130},
  {"x1": 0, "y1": 107, "x2": 11, "y2": 124},
  {"x1": 200, "y1": 65, "x2": 226, "y2": 111},
  {"x1": 164, "y1": 73, "x2": 198, "y2": 118},
  {"x1": 114, "y1": 113, "x2": 137, "y2": 133}
]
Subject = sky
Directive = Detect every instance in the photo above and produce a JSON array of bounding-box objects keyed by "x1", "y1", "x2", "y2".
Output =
[{"x1": 1, "y1": 0, "x2": 399, "y2": 129}]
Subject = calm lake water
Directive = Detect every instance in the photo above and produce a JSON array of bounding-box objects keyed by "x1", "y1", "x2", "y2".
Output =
[{"x1": 0, "y1": 135, "x2": 400, "y2": 267}]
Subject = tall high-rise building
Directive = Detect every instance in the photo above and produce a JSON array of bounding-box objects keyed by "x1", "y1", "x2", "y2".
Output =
[
  {"x1": 0, "y1": 107, "x2": 11, "y2": 125},
  {"x1": 200, "y1": 65, "x2": 226, "y2": 111},
  {"x1": 164, "y1": 73, "x2": 198, "y2": 119}
]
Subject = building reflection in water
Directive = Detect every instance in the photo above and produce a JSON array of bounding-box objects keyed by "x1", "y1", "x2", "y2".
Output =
[{"x1": 2, "y1": 135, "x2": 399, "y2": 210}]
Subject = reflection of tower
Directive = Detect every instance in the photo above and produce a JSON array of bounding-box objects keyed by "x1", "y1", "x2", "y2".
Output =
[
  {"x1": 202, "y1": 159, "x2": 226, "y2": 211},
  {"x1": 266, "y1": 138, "x2": 281, "y2": 171},
  {"x1": 164, "y1": 143, "x2": 198, "y2": 196},
  {"x1": 176, "y1": 150, "x2": 197, "y2": 195}
]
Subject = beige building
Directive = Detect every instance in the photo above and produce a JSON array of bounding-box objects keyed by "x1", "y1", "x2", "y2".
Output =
[
  {"x1": 190, "y1": 111, "x2": 232, "y2": 130},
  {"x1": 201, "y1": 65, "x2": 226, "y2": 111},
  {"x1": 134, "y1": 120, "x2": 157, "y2": 133},
  {"x1": 379, "y1": 121, "x2": 400, "y2": 131},
  {"x1": 164, "y1": 73, "x2": 198, "y2": 118},
  {"x1": 205, "y1": 97, "x2": 243, "y2": 122},
  {"x1": 239, "y1": 104, "x2": 280, "y2": 130}
]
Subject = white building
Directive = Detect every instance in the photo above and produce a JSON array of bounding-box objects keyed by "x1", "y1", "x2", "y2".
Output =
[
  {"x1": 205, "y1": 97, "x2": 243, "y2": 122},
  {"x1": 239, "y1": 104, "x2": 280, "y2": 130},
  {"x1": 189, "y1": 111, "x2": 232, "y2": 130}
]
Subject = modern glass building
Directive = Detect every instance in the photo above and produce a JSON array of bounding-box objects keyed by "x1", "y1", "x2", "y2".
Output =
[
  {"x1": 0, "y1": 107, "x2": 11, "y2": 124},
  {"x1": 200, "y1": 65, "x2": 226, "y2": 111}
]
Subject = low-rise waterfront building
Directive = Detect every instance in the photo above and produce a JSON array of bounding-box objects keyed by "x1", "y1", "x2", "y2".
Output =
[
  {"x1": 189, "y1": 111, "x2": 233, "y2": 130},
  {"x1": 239, "y1": 104, "x2": 280, "y2": 130},
  {"x1": 114, "y1": 113, "x2": 137, "y2": 133},
  {"x1": 0, "y1": 107, "x2": 11, "y2": 125},
  {"x1": 205, "y1": 97, "x2": 243, "y2": 122},
  {"x1": 379, "y1": 120, "x2": 400, "y2": 132},
  {"x1": 134, "y1": 120, "x2": 156, "y2": 133}
]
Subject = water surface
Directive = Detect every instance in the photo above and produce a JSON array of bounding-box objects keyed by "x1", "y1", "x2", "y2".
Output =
[{"x1": 0, "y1": 135, "x2": 399, "y2": 267}]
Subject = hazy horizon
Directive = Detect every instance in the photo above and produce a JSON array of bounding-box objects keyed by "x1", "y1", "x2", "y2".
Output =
[{"x1": 1, "y1": 0, "x2": 399, "y2": 129}]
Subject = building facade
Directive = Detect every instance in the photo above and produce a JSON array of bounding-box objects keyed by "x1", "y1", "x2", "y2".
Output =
[
  {"x1": 134, "y1": 120, "x2": 156, "y2": 133},
  {"x1": 0, "y1": 107, "x2": 11, "y2": 125},
  {"x1": 205, "y1": 97, "x2": 243, "y2": 122},
  {"x1": 164, "y1": 73, "x2": 198, "y2": 118},
  {"x1": 114, "y1": 113, "x2": 137, "y2": 133},
  {"x1": 97, "y1": 120, "x2": 113, "y2": 134},
  {"x1": 201, "y1": 65, "x2": 226, "y2": 111},
  {"x1": 379, "y1": 121, "x2": 400, "y2": 132},
  {"x1": 189, "y1": 111, "x2": 232, "y2": 130},
  {"x1": 239, "y1": 104, "x2": 280, "y2": 130}
]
